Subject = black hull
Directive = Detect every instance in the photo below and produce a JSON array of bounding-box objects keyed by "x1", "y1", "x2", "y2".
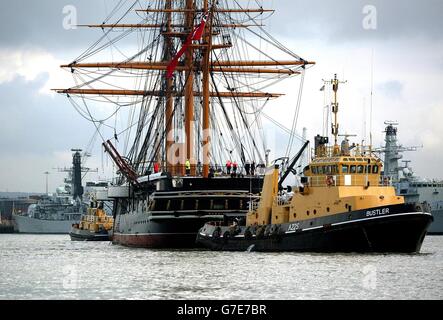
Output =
[
  {"x1": 112, "y1": 216, "x2": 218, "y2": 248},
  {"x1": 0, "y1": 225, "x2": 15, "y2": 234},
  {"x1": 196, "y1": 204, "x2": 433, "y2": 253},
  {"x1": 70, "y1": 228, "x2": 110, "y2": 241},
  {"x1": 112, "y1": 176, "x2": 264, "y2": 248}
]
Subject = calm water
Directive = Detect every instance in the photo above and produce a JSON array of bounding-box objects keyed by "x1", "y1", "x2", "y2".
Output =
[{"x1": 0, "y1": 234, "x2": 442, "y2": 300}]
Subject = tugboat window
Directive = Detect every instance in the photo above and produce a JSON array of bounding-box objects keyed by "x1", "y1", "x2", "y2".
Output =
[
  {"x1": 342, "y1": 165, "x2": 349, "y2": 173},
  {"x1": 312, "y1": 166, "x2": 318, "y2": 174},
  {"x1": 357, "y1": 165, "x2": 364, "y2": 174},
  {"x1": 372, "y1": 166, "x2": 379, "y2": 174},
  {"x1": 350, "y1": 165, "x2": 356, "y2": 173}
]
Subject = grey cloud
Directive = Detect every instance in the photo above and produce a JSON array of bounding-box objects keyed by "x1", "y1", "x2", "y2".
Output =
[
  {"x1": 0, "y1": 74, "x2": 96, "y2": 155},
  {"x1": 273, "y1": 0, "x2": 443, "y2": 42},
  {"x1": 1, "y1": 1, "x2": 442, "y2": 52},
  {"x1": 0, "y1": 0, "x2": 139, "y2": 52}
]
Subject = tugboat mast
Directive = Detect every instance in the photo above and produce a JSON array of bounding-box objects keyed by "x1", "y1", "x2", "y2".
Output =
[{"x1": 323, "y1": 74, "x2": 347, "y2": 156}]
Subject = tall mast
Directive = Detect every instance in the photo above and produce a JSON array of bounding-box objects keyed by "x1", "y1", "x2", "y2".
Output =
[
  {"x1": 202, "y1": 0, "x2": 212, "y2": 178},
  {"x1": 165, "y1": 0, "x2": 174, "y2": 173},
  {"x1": 184, "y1": 0, "x2": 195, "y2": 175},
  {"x1": 56, "y1": 1, "x2": 315, "y2": 181},
  {"x1": 323, "y1": 74, "x2": 347, "y2": 156}
]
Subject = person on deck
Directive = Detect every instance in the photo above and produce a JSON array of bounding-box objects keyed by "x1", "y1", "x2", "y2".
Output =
[
  {"x1": 153, "y1": 162, "x2": 160, "y2": 173},
  {"x1": 232, "y1": 161, "x2": 238, "y2": 178},
  {"x1": 185, "y1": 159, "x2": 191, "y2": 176},
  {"x1": 251, "y1": 161, "x2": 256, "y2": 176},
  {"x1": 208, "y1": 167, "x2": 215, "y2": 178},
  {"x1": 226, "y1": 160, "x2": 232, "y2": 175},
  {"x1": 245, "y1": 160, "x2": 251, "y2": 176}
]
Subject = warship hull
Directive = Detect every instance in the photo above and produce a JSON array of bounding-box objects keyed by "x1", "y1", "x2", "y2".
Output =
[
  {"x1": 13, "y1": 214, "x2": 79, "y2": 234},
  {"x1": 196, "y1": 204, "x2": 433, "y2": 253},
  {"x1": 428, "y1": 208, "x2": 443, "y2": 235}
]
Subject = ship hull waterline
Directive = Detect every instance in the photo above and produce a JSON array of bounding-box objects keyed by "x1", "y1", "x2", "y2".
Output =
[
  {"x1": 197, "y1": 208, "x2": 433, "y2": 253},
  {"x1": 69, "y1": 227, "x2": 111, "y2": 241},
  {"x1": 112, "y1": 215, "x2": 226, "y2": 249},
  {"x1": 13, "y1": 214, "x2": 79, "y2": 234}
]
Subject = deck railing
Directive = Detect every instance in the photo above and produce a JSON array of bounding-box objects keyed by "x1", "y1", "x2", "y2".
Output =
[{"x1": 306, "y1": 175, "x2": 392, "y2": 187}]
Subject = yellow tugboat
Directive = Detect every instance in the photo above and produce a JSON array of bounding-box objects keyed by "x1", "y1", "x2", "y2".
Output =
[
  {"x1": 70, "y1": 201, "x2": 113, "y2": 241},
  {"x1": 196, "y1": 74, "x2": 433, "y2": 253}
]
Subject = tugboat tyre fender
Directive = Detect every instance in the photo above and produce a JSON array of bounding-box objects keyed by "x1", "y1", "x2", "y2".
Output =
[
  {"x1": 264, "y1": 224, "x2": 272, "y2": 237},
  {"x1": 244, "y1": 227, "x2": 253, "y2": 240},
  {"x1": 270, "y1": 224, "x2": 280, "y2": 235},
  {"x1": 223, "y1": 230, "x2": 230, "y2": 243},
  {"x1": 212, "y1": 227, "x2": 221, "y2": 239},
  {"x1": 256, "y1": 226, "x2": 265, "y2": 239}
]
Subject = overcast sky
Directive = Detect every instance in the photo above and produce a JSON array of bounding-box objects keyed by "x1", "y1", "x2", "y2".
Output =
[{"x1": 1, "y1": 0, "x2": 442, "y2": 192}]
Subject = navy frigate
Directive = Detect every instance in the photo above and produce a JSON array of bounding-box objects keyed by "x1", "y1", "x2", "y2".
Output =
[
  {"x1": 379, "y1": 122, "x2": 443, "y2": 234},
  {"x1": 13, "y1": 150, "x2": 87, "y2": 234}
]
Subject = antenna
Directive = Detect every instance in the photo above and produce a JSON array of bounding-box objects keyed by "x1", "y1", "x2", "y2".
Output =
[
  {"x1": 369, "y1": 49, "x2": 374, "y2": 152},
  {"x1": 43, "y1": 171, "x2": 50, "y2": 195}
]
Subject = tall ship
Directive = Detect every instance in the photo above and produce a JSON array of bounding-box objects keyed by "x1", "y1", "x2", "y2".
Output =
[
  {"x1": 378, "y1": 122, "x2": 443, "y2": 234},
  {"x1": 55, "y1": 1, "x2": 314, "y2": 247},
  {"x1": 196, "y1": 75, "x2": 432, "y2": 253},
  {"x1": 13, "y1": 150, "x2": 87, "y2": 234}
]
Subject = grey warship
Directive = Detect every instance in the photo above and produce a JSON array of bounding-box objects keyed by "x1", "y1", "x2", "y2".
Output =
[
  {"x1": 379, "y1": 122, "x2": 443, "y2": 234},
  {"x1": 13, "y1": 150, "x2": 87, "y2": 234}
]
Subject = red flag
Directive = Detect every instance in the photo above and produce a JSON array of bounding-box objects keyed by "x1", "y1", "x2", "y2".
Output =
[
  {"x1": 166, "y1": 34, "x2": 193, "y2": 79},
  {"x1": 166, "y1": 14, "x2": 208, "y2": 79},
  {"x1": 192, "y1": 13, "x2": 208, "y2": 41}
]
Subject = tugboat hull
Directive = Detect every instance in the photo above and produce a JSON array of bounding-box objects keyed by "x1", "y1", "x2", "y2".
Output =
[
  {"x1": 69, "y1": 227, "x2": 110, "y2": 241},
  {"x1": 197, "y1": 204, "x2": 433, "y2": 253}
]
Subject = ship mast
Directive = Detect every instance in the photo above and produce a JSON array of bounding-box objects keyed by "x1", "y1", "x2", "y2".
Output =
[
  {"x1": 323, "y1": 74, "x2": 347, "y2": 156},
  {"x1": 184, "y1": 0, "x2": 195, "y2": 176},
  {"x1": 202, "y1": 0, "x2": 212, "y2": 178},
  {"x1": 165, "y1": 0, "x2": 174, "y2": 173},
  {"x1": 55, "y1": 0, "x2": 315, "y2": 183}
]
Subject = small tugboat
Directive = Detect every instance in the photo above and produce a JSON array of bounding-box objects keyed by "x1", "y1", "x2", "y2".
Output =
[
  {"x1": 70, "y1": 201, "x2": 113, "y2": 241},
  {"x1": 196, "y1": 75, "x2": 433, "y2": 253}
]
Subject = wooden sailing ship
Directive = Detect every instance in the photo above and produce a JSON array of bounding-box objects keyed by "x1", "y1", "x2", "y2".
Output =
[{"x1": 55, "y1": 1, "x2": 314, "y2": 248}]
